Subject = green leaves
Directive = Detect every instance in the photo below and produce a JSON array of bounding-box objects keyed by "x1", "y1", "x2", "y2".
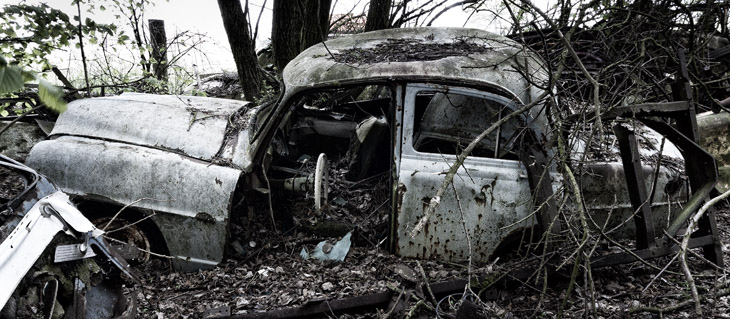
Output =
[
  {"x1": 0, "y1": 56, "x2": 67, "y2": 115},
  {"x1": 0, "y1": 63, "x2": 23, "y2": 94},
  {"x1": 0, "y1": 3, "x2": 115, "y2": 67},
  {"x1": 37, "y1": 78, "x2": 67, "y2": 113}
]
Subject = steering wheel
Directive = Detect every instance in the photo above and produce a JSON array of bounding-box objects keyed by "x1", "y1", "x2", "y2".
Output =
[{"x1": 314, "y1": 153, "x2": 329, "y2": 213}]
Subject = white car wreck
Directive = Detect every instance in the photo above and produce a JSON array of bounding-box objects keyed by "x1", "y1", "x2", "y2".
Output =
[
  {"x1": 26, "y1": 27, "x2": 722, "y2": 271},
  {"x1": 0, "y1": 155, "x2": 138, "y2": 318}
]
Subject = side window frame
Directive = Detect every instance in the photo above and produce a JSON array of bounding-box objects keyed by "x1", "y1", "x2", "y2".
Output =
[{"x1": 401, "y1": 83, "x2": 526, "y2": 164}]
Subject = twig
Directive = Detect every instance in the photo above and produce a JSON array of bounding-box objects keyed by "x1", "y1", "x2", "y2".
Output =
[
  {"x1": 416, "y1": 261, "x2": 437, "y2": 305},
  {"x1": 104, "y1": 236, "x2": 174, "y2": 259},
  {"x1": 324, "y1": 300, "x2": 339, "y2": 319},
  {"x1": 405, "y1": 300, "x2": 426, "y2": 319},
  {"x1": 0, "y1": 104, "x2": 43, "y2": 137},
  {"x1": 530, "y1": 267, "x2": 549, "y2": 319},
  {"x1": 641, "y1": 252, "x2": 679, "y2": 294},
  {"x1": 663, "y1": 229, "x2": 724, "y2": 272},
  {"x1": 382, "y1": 288, "x2": 405, "y2": 319},
  {"x1": 263, "y1": 171, "x2": 278, "y2": 231},
  {"x1": 75, "y1": 0, "x2": 91, "y2": 97},
  {"x1": 451, "y1": 182, "x2": 478, "y2": 300},
  {"x1": 103, "y1": 198, "x2": 162, "y2": 231},
  {"x1": 557, "y1": 162, "x2": 589, "y2": 317},
  {"x1": 386, "y1": 283, "x2": 435, "y2": 317},
  {"x1": 678, "y1": 188, "x2": 730, "y2": 315},
  {"x1": 410, "y1": 91, "x2": 549, "y2": 238},
  {"x1": 105, "y1": 211, "x2": 157, "y2": 235}
]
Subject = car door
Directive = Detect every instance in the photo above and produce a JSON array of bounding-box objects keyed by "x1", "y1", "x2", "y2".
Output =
[{"x1": 393, "y1": 83, "x2": 537, "y2": 262}]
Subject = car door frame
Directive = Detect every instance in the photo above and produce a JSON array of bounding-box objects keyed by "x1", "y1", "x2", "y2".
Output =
[{"x1": 390, "y1": 82, "x2": 559, "y2": 261}]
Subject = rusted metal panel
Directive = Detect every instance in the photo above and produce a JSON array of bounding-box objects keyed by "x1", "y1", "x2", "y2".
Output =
[
  {"x1": 569, "y1": 120, "x2": 688, "y2": 240},
  {"x1": 396, "y1": 156, "x2": 534, "y2": 261},
  {"x1": 26, "y1": 136, "x2": 241, "y2": 270},
  {"x1": 49, "y1": 92, "x2": 252, "y2": 166},
  {"x1": 394, "y1": 84, "x2": 538, "y2": 261},
  {"x1": 579, "y1": 162, "x2": 685, "y2": 238},
  {"x1": 283, "y1": 28, "x2": 548, "y2": 107},
  {"x1": 393, "y1": 83, "x2": 690, "y2": 262}
]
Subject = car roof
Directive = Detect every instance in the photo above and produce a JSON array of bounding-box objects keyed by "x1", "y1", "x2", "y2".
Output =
[{"x1": 282, "y1": 27, "x2": 549, "y2": 105}]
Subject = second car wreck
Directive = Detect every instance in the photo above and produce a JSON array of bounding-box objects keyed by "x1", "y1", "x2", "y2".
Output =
[
  {"x1": 0, "y1": 155, "x2": 138, "y2": 318},
  {"x1": 25, "y1": 27, "x2": 720, "y2": 273}
]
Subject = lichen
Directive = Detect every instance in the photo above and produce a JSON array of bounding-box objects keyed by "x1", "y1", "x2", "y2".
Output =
[{"x1": 330, "y1": 38, "x2": 492, "y2": 64}]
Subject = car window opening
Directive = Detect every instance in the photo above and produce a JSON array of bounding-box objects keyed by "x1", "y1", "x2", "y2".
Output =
[{"x1": 412, "y1": 91, "x2": 523, "y2": 160}]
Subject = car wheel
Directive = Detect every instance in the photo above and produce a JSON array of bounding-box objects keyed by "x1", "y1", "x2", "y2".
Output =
[{"x1": 93, "y1": 216, "x2": 152, "y2": 264}]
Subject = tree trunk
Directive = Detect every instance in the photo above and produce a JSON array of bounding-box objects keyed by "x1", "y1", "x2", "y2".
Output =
[
  {"x1": 149, "y1": 19, "x2": 168, "y2": 82},
  {"x1": 272, "y1": 0, "x2": 332, "y2": 71},
  {"x1": 300, "y1": 0, "x2": 331, "y2": 52},
  {"x1": 272, "y1": 0, "x2": 303, "y2": 72},
  {"x1": 365, "y1": 0, "x2": 392, "y2": 31},
  {"x1": 217, "y1": 0, "x2": 262, "y2": 101}
]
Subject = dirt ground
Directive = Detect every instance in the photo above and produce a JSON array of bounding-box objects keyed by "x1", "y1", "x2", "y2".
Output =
[
  {"x1": 5, "y1": 161, "x2": 730, "y2": 318},
  {"x1": 125, "y1": 187, "x2": 730, "y2": 319}
]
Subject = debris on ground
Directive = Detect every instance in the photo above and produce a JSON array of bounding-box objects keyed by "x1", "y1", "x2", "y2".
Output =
[{"x1": 301, "y1": 231, "x2": 352, "y2": 261}]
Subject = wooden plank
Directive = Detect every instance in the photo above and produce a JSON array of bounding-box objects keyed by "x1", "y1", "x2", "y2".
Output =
[
  {"x1": 591, "y1": 235, "x2": 715, "y2": 268},
  {"x1": 613, "y1": 124, "x2": 655, "y2": 249}
]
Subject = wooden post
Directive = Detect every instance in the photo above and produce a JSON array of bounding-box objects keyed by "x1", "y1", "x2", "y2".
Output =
[
  {"x1": 672, "y1": 48, "x2": 724, "y2": 267},
  {"x1": 614, "y1": 124, "x2": 655, "y2": 249},
  {"x1": 149, "y1": 19, "x2": 168, "y2": 81}
]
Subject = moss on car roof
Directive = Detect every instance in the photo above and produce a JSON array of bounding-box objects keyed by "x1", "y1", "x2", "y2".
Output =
[{"x1": 283, "y1": 27, "x2": 549, "y2": 105}]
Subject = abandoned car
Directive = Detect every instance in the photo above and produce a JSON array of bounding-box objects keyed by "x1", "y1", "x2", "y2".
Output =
[
  {"x1": 0, "y1": 155, "x2": 137, "y2": 317},
  {"x1": 26, "y1": 27, "x2": 701, "y2": 271}
]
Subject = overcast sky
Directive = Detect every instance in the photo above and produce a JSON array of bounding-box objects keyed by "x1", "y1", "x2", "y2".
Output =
[{"x1": 2, "y1": 0, "x2": 541, "y2": 77}]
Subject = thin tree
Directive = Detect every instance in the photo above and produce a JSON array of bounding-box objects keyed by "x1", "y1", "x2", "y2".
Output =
[
  {"x1": 218, "y1": 0, "x2": 263, "y2": 101},
  {"x1": 272, "y1": 0, "x2": 331, "y2": 71},
  {"x1": 271, "y1": 0, "x2": 303, "y2": 71},
  {"x1": 365, "y1": 0, "x2": 392, "y2": 31},
  {"x1": 301, "y1": 0, "x2": 332, "y2": 51}
]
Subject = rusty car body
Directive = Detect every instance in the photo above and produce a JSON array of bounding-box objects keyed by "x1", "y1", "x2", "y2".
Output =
[{"x1": 26, "y1": 27, "x2": 690, "y2": 270}]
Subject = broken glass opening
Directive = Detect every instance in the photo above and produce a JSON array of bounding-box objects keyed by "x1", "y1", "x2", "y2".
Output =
[
  {"x1": 412, "y1": 91, "x2": 523, "y2": 160},
  {"x1": 271, "y1": 85, "x2": 394, "y2": 182}
]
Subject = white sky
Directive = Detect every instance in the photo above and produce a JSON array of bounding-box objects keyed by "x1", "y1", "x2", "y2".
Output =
[{"x1": 2, "y1": 0, "x2": 547, "y2": 80}]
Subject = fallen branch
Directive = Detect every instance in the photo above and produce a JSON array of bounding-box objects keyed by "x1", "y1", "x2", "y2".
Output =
[
  {"x1": 557, "y1": 127, "x2": 589, "y2": 317},
  {"x1": 0, "y1": 104, "x2": 43, "y2": 137},
  {"x1": 678, "y1": 188, "x2": 730, "y2": 315},
  {"x1": 103, "y1": 197, "x2": 163, "y2": 231},
  {"x1": 630, "y1": 287, "x2": 730, "y2": 315},
  {"x1": 417, "y1": 261, "x2": 437, "y2": 305}
]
